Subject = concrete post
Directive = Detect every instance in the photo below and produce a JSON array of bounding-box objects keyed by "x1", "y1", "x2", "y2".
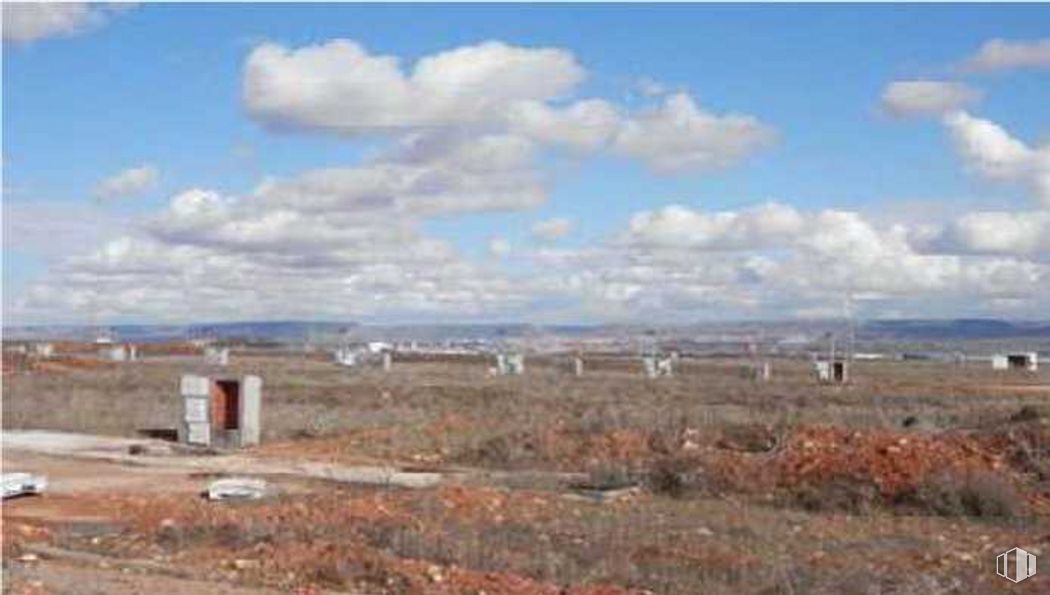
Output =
[
  {"x1": 239, "y1": 375, "x2": 262, "y2": 446},
  {"x1": 179, "y1": 374, "x2": 211, "y2": 446}
]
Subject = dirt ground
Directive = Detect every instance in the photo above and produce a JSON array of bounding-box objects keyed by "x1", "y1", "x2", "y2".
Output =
[{"x1": 3, "y1": 346, "x2": 1050, "y2": 593}]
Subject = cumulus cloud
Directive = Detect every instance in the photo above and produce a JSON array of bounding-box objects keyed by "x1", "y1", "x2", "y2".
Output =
[
  {"x1": 243, "y1": 39, "x2": 774, "y2": 175},
  {"x1": 625, "y1": 202, "x2": 804, "y2": 250},
  {"x1": 2, "y1": 2, "x2": 130, "y2": 44},
  {"x1": 531, "y1": 217, "x2": 573, "y2": 241},
  {"x1": 244, "y1": 39, "x2": 584, "y2": 134},
  {"x1": 508, "y1": 99, "x2": 621, "y2": 150},
  {"x1": 881, "y1": 80, "x2": 981, "y2": 117},
  {"x1": 921, "y1": 211, "x2": 1050, "y2": 256},
  {"x1": 964, "y1": 38, "x2": 1050, "y2": 72},
  {"x1": 562, "y1": 202, "x2": 1048, "y2": 317},
  {"x1": 11, "y1": 34, "x2": 1044, "y2": 324},
  {"x1": 15, "y1": 191, "x2": 1049, "y2": 322},
  {"x1": 943, "y1": 111, "x2": 1050, "y2": 207},
  {"x1": 93, "y1": 164, "x2": 159, "y2": 200},
  {"x1": 612, "y1": 93, "x2": 776, "y2": 173}
]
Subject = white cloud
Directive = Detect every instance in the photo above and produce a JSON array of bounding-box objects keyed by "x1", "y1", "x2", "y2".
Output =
[
  {"x1": 508, "y1": 99, "x2": 621, "y2": 150},
  {"x1": 564, "y1": 203, "x2": 1048, "y2": 318},
  {"x1": 93, "y1": 164, "x2": 159, "y2": 200},
  {"x1": 881, "y1": 81, "x2": 981, "y2": 117},
  {"x1": 14, "y1": 191, "x2": 1049, "y2": 323},
  {"x1": 2, "y1": 3, "x2": 129, "y2": 44},
  {"x1": 612, "y1": 93, "x2": 776, "y2": 173},
  {"x1": 928, "y1": 211, "x2": 1050, "y2": 255},
  {"x1": 244, "y1": 39, "x2": 584, "y2": 134},
  {"x1": 243, "y1": 39, "x2": 774, "y2": 175},
  {"x1": 3, "y1": 202, "x2": 132, "y2": 260},
  {"x1": 531, "y1": 217, "x2": 573, "y2": 241},
  {"x1": 964, "y1": 38, "x2": 1050, "y2": 72},
  {"x1": 256, "y1": 132, "x2": 546, "y2": 216},
  {"x1": 943, "y1": 110, "x2": 1050, "y2": 207},
  {"x1": 488, "y1": 237, "x2": 511, "y2": 257},
  {"x1": 636, "y1": 77, "x2": 667, "y2": 97},
  {"x1": 625, "y1": 202, "x2": 804, "y2": 250}
]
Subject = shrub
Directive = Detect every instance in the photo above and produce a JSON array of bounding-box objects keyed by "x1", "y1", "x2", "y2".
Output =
[
  {"x1": 781, "y1": 476, "x2": 881, "y2": 515},
  {"x1": 644, "y1": 457, "x2": 709, "y2": 498},
  {"x1": 899, "y1": 470, "x2": 1022, "y2": 518}
]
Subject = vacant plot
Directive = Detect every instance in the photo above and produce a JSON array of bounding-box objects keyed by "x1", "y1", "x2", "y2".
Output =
[{"x1": 3, "y1": 346, "x2": 1049, "y2": 593}]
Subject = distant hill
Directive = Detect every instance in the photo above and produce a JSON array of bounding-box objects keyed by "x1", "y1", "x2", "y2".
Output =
[
  {"x1": 4, "y1": 318, "x2": 1048, "y2": 343},
  {"x1": 861, "y1": 319, "x2": 1050, "y2": 339}
]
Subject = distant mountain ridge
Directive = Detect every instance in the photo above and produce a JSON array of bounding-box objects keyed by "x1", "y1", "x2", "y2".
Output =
[
  {"x1": 4, "y1": 318, "x2": 1049, "y2": 343},
  {"x1": 860, "y1": 319, "x2": 1050, "y2": 339}
]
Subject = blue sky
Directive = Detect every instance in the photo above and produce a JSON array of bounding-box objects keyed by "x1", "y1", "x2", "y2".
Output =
[{"x1": 3, "y1": 3, "x2": 1049, "y2": 324}]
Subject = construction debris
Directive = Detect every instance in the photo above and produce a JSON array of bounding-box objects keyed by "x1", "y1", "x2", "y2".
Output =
[
  {"x1": 2, "y1": 472, "x2": 47, "y2": 499},
  {"x1": 207, "y1": 477, "x2": 270, "y2": 501}
]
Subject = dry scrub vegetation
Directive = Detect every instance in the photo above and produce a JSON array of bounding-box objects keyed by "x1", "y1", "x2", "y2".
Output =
[{"x1": 4, "y1": 348, "x2": 1050, "y2": 593}]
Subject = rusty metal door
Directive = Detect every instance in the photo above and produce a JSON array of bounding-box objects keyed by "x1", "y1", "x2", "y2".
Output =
[{"x1": 210, "y1": 380, "x2": 240, "y2": 430}]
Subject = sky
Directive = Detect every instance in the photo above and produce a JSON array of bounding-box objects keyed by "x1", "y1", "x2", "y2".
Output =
[{"x1": 2, "y1": 2, "x2": 1049, "y2": 325}]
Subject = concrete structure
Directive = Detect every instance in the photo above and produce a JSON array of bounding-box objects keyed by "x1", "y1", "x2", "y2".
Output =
[
  {"x1": 743, "y1": 361, "x2": 771, "y2": 382},
  {"x1": 30, "y1": 343, "x2": 54, "y2": 358},
  {"x1": 382, "y1": 351, "x2": 392, "y2": 372},
  {"x1": 495, "y1": 352, "x2": 525, "y2": 375},
  {"x1": 815, "y1": 359, "x2": 848, "y2": 384},
  {"x1": 574, "y1": 356, "x2": 584, "y2": 377},
  {"x1": 643, "y1": 354, "x2": 674, "y2": 378},
  {"x1": 993, "y1": 352, "x2": 1038, "y2": 372},
  {"x1": 204, "y1": 346, "x2": 229, "y2": 366},
  {"x1": 100, "y1": 344, "x2": 137, "y2": 362},
  {"x1": 334, "y1": 347, "x2": 357, "y2": 367},
  {"x1": 178, "y1": 374, "x2": 262, "y2": 449}
]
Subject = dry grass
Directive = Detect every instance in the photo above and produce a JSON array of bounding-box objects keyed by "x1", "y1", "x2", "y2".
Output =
[{"x1": 4, "y1": 347, "x2": 1050, "y2": 593}]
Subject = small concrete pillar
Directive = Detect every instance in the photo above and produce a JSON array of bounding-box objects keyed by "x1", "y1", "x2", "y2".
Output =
[
  {"x1": 205, "y1": 346, "x2": 229, "y2": 366},
  {"x1": 644, "y1": 354, "x2": 673, "y2": 378},
  {"x1": 239, "y1": 375, "x2": 262, "y2": 446},
  {"x1": 574, "y1": 356, "x2": 584, "y2": 377},
  {"x1": 495, "y1": 353, "x2": 524, "y2": 375},
  {"x1": 643, "y1": 355, "x2": 657, "y2": 378},
  {"x1": 508, "y1": 353, "x2": 525, "y2": 375},
  {"x1": 382, "y1": 352, "x2": 392, "y2": 372},
  {"x1": 335, "y1": 348, "x2": 356, "y2": 367}
]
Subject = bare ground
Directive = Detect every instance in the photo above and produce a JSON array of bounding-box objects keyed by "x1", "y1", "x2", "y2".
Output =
[{"x1": 4, "y1": 347, "x2": 1050, "y2": 593}]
